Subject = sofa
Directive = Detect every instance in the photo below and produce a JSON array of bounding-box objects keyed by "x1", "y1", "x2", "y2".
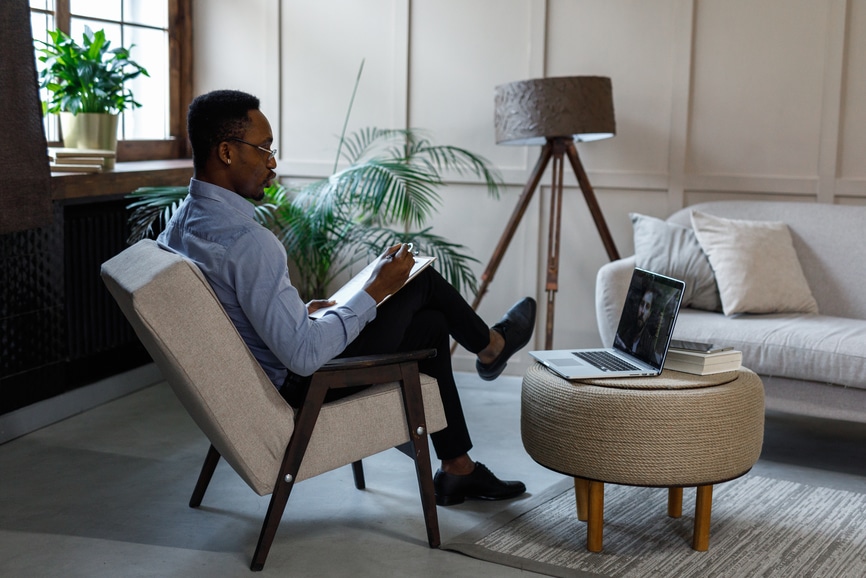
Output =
[{"x1": 596, "y1": 200, "x2": 866, "y2": 422}]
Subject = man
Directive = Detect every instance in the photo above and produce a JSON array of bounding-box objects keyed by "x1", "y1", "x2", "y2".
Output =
[
  {"x1": 158, "y1": 89, "x2": 536, "y2": 506},
  {"x1": 615, "y1": 284, "x2": 660, "y2": 364}
]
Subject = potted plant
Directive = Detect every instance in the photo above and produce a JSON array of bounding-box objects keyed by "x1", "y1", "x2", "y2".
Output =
[{"x1": 35, "y1": 27, "x2": 148, "y2": 167}]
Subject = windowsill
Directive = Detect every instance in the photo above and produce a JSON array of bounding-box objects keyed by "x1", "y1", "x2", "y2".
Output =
[{"x1": 50, "y1": 159, "x2": 194, "y2": 201}]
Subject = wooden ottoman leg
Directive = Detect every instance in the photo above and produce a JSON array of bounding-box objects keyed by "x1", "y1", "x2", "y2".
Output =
[
  {"x1": 693, "y1": 484, "x2": 713, "y2": 551},
  {"x1": 587, "y1": 481, "x2": 605, "y2": 552},
  {"x1": 574, "y1": 477, "x2": 589, "y2": 521},
  {"x1": 668, "y1": 487, "x2": 683, "y2": 518}
]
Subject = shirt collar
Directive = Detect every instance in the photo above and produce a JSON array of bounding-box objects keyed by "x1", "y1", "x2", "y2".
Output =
[{"x1": 188, "y1": 178, "x2": 257, "y2": 219}]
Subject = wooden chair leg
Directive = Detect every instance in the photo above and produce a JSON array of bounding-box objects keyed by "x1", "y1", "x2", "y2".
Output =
[
  {"x1": 398, "y1": 361, "x2": 441, "y2": 548},
  {"x1": 668, "y1": 487, "x2": 683, "y2": 518},
  {"x1": 574, "y1": 477, "x2": 589, "y2": 521},
  {"x1": 189, "y1": 444, "x2": 221, "y2": 508},
  {"x1": 250, "y1": 382, "x2": 329, "y2": 571},
  {"x1": 693, "y1": 484, "x2": 713, "y2": 551},
  {"x1": 586, "y1": 480, "x2": 604, "y2": 552},
  {"x1": 351, "y1": 460, "x2": 366, "y2": 490}
]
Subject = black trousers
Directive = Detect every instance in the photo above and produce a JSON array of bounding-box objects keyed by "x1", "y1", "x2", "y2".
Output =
[{"x1": 282, "y1": 268, "x2": 490, "y2": 461}]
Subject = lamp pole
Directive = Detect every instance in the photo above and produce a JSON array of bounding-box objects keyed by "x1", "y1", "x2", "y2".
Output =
[{"x1": 470, "y1": 137, "x2": 620, "y2": 349}]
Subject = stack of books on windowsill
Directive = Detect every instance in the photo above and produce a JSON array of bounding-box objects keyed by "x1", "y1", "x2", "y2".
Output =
[
  {"x1": 664, "y1": 347, "x2": 742, "y2": 375},
  {"x1": 48, "y1": 148, "x2": 116, "y2": 173}
]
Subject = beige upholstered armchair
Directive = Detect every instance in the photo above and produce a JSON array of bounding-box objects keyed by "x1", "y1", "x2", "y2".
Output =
[{"x1": 101, "y1": 239, "x2": 447, "y2": 571}]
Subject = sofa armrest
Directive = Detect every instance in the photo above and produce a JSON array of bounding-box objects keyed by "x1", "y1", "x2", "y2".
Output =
[{"x1": 596, "y1": 256, "x2": 636, "y2": 346}]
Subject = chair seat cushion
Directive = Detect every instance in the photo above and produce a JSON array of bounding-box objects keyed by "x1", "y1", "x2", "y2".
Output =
[{"x1": 297, "y1": 373, "x2": 446, "y2": 483}]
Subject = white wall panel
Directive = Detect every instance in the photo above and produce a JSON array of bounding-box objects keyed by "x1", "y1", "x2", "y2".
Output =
[
  {"x1": 280, "y1": 0, "x2": 408, "y2": 173},
  {"x1": 547, "y1": 0, "x2": 678, "y2": 176},
  {"x1": 409, "y1": 0, "x2": 543, "y2": 176},
  {"x1": 688, "y1": 0, "x2": 828, "y2": 178},
  {"x1": 193, "y1": 0, "x2": 280, "y2": 125}
]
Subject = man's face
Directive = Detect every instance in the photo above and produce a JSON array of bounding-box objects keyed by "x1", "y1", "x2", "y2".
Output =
[
  {"x1": 637, "y1": 290, "x2": 653, "y2": 327},
  {"x1": 226, "y1": 109, "x2": 277, "y2": 201}
]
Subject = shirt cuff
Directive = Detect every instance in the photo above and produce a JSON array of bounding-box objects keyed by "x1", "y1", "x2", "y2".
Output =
[{"x1": 343, "y1": 290, "x2": 378, "y2": 324}]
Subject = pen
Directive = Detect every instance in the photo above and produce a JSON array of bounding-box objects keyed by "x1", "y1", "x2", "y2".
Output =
[{"x1": 385, "y1": 243, "x2": 415, "y2": 260}]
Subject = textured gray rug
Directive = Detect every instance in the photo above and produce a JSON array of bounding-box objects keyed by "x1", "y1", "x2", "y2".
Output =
[{"x1": 443, "y1": 474, "x2": 866, "y2": 577}]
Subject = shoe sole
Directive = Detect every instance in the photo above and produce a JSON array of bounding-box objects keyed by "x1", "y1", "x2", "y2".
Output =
[
  {"x1": 477, "y1": 299, "x2": 537, "y2": 381},
  {"x1": 435, "y1": 494, "x2": 466, "y2": 506},
  {"x1": 435, "y1": 489, "x2": 526, "y2": 506}
]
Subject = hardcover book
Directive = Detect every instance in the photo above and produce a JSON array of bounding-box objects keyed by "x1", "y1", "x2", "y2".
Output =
[{"x1": 664, "y1": 348, "x2": 742, "y2": 375}]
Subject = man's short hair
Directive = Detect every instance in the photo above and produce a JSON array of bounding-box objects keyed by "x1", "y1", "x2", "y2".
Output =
[{"x1": 187, "y1": 90, "x2": 260, "y2": 172}]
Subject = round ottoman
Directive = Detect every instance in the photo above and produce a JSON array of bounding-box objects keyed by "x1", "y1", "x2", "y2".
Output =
[{"x1": 521, "y1": 364, "x2": 764, "y2": 551}]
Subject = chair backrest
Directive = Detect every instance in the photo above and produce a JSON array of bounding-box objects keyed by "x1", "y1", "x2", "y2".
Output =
[{"x1": 101, "y1": 239, "x2": 293, "y2": 495}]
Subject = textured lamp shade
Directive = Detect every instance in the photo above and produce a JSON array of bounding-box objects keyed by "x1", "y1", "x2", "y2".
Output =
[{"x1": 494, "y1": 76, "x2": 615, "y2": 146}]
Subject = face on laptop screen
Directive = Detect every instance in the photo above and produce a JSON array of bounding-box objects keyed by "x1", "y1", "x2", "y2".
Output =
[{"x1": 612, "y1": 270, "x2": 684, "y2": 368}]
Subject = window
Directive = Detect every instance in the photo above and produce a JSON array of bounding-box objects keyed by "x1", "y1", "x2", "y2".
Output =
[{"x1": 30, "y1": 0, "x2": 192, "y2": 161}]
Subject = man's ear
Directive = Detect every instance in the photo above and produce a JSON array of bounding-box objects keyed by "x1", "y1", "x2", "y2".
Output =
[{"x1": 217, "y1": 142, "x2": 232, "y2": 166}]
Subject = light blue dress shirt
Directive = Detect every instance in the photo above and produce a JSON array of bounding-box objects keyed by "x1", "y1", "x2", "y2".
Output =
[{"x1": 157, "y1": 179, "x2": 377, "y2": 387}]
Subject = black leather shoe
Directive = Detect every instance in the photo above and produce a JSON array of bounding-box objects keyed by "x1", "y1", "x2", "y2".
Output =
[
  {"x1": 476, "y1": 297, "x2": 536, "y2": 381},
  {"x1": 433, "y1": 462, "x2": 527, "y2": 506}
]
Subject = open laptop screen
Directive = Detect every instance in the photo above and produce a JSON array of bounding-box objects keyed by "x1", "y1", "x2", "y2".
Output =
[{"x1": 612, "y1": 268, "x2": 685, "y2": 370}]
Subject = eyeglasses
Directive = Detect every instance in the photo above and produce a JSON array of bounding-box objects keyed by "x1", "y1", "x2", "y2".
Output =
[{"x1": 227, "y1": 137, "x2": 277, "y2": 161}]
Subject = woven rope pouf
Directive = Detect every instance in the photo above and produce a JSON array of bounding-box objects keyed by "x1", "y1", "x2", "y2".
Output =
[{"x1": 521, "y1": 363, "x2": 764, "y2": 552}]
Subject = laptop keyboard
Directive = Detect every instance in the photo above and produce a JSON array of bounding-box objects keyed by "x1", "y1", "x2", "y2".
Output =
[{"x1": 574, "y1": 350, "x2": 640, "y2": 372}]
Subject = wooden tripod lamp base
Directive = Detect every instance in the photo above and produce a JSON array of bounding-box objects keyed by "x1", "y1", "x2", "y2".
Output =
[{"x1": 470, "y1": 76, "x2": 621, "y2": 349}]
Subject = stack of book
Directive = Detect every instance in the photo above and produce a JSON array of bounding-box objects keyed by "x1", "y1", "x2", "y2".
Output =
[
  {"x1": 664, "y1": 347, "x2": 742, "y2": 375},
  {"x1": 48, "y1": 148, "x2": 116, "y2": 173}
]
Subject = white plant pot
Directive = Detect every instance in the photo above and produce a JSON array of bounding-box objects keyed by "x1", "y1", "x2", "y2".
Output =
[{"x1": 60, "y1": 112, "x2": 118, "y2": 169}]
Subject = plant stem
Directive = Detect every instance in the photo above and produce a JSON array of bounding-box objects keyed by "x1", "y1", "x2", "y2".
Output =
[{"x1": 333, "y1": 58, "x2": 365, "y2": 174}]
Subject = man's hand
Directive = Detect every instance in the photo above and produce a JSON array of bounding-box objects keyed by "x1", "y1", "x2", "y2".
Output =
[
  {"x1": 363, "y1": 243, "x2": 414, "y2": 304},
  {"x1": 307, "y1": 299, "x2": 336, "y2": 315}
]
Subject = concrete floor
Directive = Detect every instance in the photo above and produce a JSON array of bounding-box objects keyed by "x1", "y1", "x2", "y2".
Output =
[{"x1": 1, "y1": 370, "x2": 865, "y2": 577}]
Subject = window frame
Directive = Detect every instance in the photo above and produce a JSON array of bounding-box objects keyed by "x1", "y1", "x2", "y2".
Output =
[{"x1": 31, "y1": 0, "x2": 193, "y2": 162}]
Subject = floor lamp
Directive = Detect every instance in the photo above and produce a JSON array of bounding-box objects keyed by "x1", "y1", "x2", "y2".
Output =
[{"x1": 475, "y1": 76, "x2": 621, "y2": 350}]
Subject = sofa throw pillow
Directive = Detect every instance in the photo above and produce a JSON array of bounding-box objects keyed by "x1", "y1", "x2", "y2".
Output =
[
  {"x1": 630, "y1": 213, "x2": 722, "y2": 311},
  {"x1": 690, "y1": 210, "x2": 818, "y2": 316}
]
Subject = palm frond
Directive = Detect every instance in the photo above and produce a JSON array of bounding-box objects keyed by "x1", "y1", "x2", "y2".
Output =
[
  {"x1": 126, "y1": 186, "x2": 188, "y2": 244},
  {"x1": 332, "y1": 160, "x2": 442, "y2": 227},
  {"x1": 409, "y1": 229, "x2": 480, "y2": 297},
  {"x1": 413, "y1": 143, "x2": 503, "y2": 198}
]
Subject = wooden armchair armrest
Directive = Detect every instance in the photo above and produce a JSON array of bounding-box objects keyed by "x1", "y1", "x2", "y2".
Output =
[{"x1": 319, "y1": 349, "x2": 438, "y2": 373}]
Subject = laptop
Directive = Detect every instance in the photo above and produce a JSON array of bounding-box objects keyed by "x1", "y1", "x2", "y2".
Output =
[{"x1": 530, "y1": 268, "x2": 685, "y2": 380}]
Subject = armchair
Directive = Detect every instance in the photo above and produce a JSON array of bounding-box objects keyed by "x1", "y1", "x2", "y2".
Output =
[{"x1": 101, "y1": 240, "x2": 447, "y2": 570}]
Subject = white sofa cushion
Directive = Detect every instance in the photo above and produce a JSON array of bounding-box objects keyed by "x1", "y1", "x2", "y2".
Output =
[
  {"x1": 690, "y1": 211, "x2": 819, "y2": 316},
  {"x1": 673, "y1": 309, "x2": 866, "y2": 390},
  {"x1": 630, "y1": 212, "x2": 721, "y2": 312}
]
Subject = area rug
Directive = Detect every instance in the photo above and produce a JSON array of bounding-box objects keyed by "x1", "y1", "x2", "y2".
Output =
[{"x1": 443, "y1": 474, "x2": 866, "y2": 577}]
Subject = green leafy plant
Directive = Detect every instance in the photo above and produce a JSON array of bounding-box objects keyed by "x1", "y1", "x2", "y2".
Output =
[{"x1": 35, "y1": 27, "x2": 148, "y2": 115}]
